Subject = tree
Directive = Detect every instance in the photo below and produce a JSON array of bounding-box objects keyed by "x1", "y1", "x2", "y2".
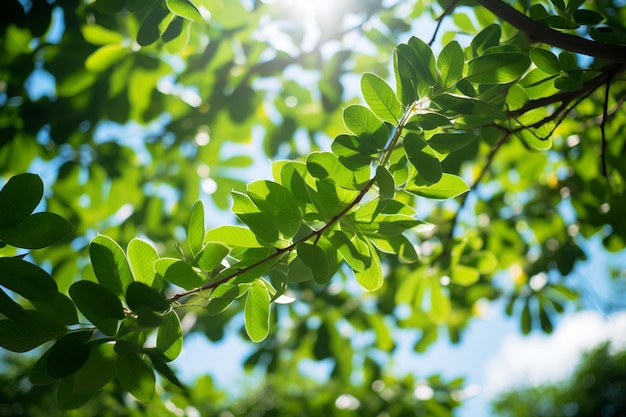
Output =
[
  {"x1": 492, "y1": 342, "x2": 626, "y2": 417},
  {"x1": 1, "y1": 0, "x2": 625, "y2": 413}
]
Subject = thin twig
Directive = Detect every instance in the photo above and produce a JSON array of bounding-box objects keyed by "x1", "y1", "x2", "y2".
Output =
[
  {"x1": 428, "y1": 0, "x2": 461, "y2": 47},
  {"x1": 600, "y1": 78, "x2": 612, "y2": 176}
]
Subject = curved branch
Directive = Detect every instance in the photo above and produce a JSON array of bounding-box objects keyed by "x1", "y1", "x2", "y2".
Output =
[{"x1": 475, "y1": 0, "x2": 626, "y2": 64}]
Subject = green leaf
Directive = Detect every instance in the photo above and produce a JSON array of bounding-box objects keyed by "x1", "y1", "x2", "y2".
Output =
[
  {"x1": 69, "y1": 281, "x2": 124, "y2": 336},
  {"x1": 85, "y1": 44, "x2": 128, "y2": 73},
  {"x1": 0, "y1": 212, "x2": 73, "y2": 249},
  {"x1": 127, "y1": 238, "x2": 159, "y2": 288},
  {"x1": 530, "y1": 48, "x2": 560, "y2": 75},
  {"x1": 297, "y1": 242, "x2": 329, "y2": 282},
  {"x1": 451, "y1": 265, "x2": 480, "y2": 286},
  {"x1": 306, "y1": 152, "x2": 368, "y2": 190},
  {"x1": 0, "y1": 173, "x2": 43, "y2": 229},
  {"x1": 429, "y1": 279, "x2": 451, "y2": 322},
  {"x1": 360, "y1": 73, "x2": 403, "y2": 123},
  {"x1": 46, "y1": 330, "x2": 92, "y2": 379},
  {"x1": 137, "y1": 4, "x2": 169, "y2": 46},
  {"x1": 195, "y1": 242, "x2": 229, "y2": 271},
  {"x1": 342, "y1": 105, "x2": 389, "y2": 149},
  {"x1": 466, "y1": 53, "x2": 531, "y2": 84},
  {"x1": 31, "y1": 293, "x2": 79, "y2": 325},
  {"x1": 332, "y1": 231, "x2": 371, "y2": 272},
  {"x1": 376, "y1": 166, "x2": 396, "y2": 200},
  {"x1": 125, "y1": 282, "x2": 169, "y2": 312},
  {"x1": 206, "y1": 283, "x2": 244, "y2": 315},
  {"x1": 0, "y1": 257, "x2": 57, "y2": 302},
  {"x1": 116, "y1": 352, "x2": 155, "y2": 403},
  {"x1": 165, "y1": 0, "x2": 203, "y2": 22},
  {"x1": 0, "y1": 310, "x2": 66, "y2": 352},
  {"x1": 158, "y1": 260, "x2": 205, "y2": 290},
  {"x1": 90, "y1": 234, "x2": 134, "y2": 297},
  {"x1": 0, "y1": 287, "x2": 25, "y2": 320},
  {"x1": 405, "y1": 173, "x2": 469, "y2": 199},
  {"x1": 29, "y1": 350, "x2": 56, "y2": 385},
  {"x1": 204, "y1": 225, "x2": 264, "y2": 248},
  {"x1": 146, "y1": 350, "x2": 184, "y2": 388},
  {"x1": 403, "y1": 132, "x2": 442, "y2": 184},
  {"x1": 56, "y1": 374, "x2": 93, "y2": 410},
  {"x1": 470, "y1": 24, "x2": 501, "y2": 56},
  {"x1": 437, "y1": 41, "x2": 464, "y2": 88},
  {"x1": 187, "y1": 200, "x2": 205, "y2": 257},
  {"x1": 157, "y1": 311, "x2": 183, "y2": 361},
  {"x1": 73, "y1": 341, "x2": 116, "y2": 394},
  {"x1": 247, "y1": 180, "x2": 303, "y2": 224},
  {"x1": 427, "y1": 132, "x2": 477, "y2": 154},
  {"x1": 81, "y1": 24, "x2": 125, "y2": 45},
  {"x1": 244, "y1": 280, "x2": 271, "y2": 342},
  {"x1": 407, "y1": 36, "x2": 438, "y2": 91},
  {"x1": 353, "y1": 241, "x2": 382, "y2": 291}
]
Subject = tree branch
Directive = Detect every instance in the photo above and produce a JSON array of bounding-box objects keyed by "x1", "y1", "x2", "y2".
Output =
[{"x1": 475, "y1": 0, "x2": 626, "y2": 64}]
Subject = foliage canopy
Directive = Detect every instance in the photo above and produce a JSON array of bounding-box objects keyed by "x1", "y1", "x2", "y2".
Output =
[{"x1": 1, "y1": 0, "x2": 625, "y2": 413}]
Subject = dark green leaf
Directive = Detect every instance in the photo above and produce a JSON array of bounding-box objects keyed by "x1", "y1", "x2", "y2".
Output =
[
  {"x1": 0, "y1": 173, "x2": 43, "y2": 229},
  {"x1": 146, "y1": 350, "x2": 185, "y2": 388},
  {"x1": 0, "y1": 310, "x2": 66, "y2": 352},
  {"x1": 0, "y1": 212, "x2": 73, "y2": 249},
  {"x1": 31, "y1": 293, "x2": 79, "y2": 325},
  {"x1": 530, "y1": 48, "x2": 560, "y2": 75},
  {"x1": 29, "y1": 350, "x2": 56, "y2": 385},
  {"x1": 116, "y1": 352, "x2": 155, "y2": 403},
  {"x1": 72, "y1": 341, "x2": 116, "y2": 394},
  {"x1": 403, "y1": 132, "x2": 442, "y2": 184},
  {"x1": 0, "y1": 257, "x2": 57, "y2": 302},
  {"x1": 376, "y1": 166, "x2": 395, "y2": 200},
  {"x1": 297, "y1": 242, "x2": 329, "y2": 281},
  {"x1": 137, "y1": 4, "x2": 168, "y2": 46},
  {"x1": 125, "y1": 281, "x2": 169, "y2": 312},
  {"x1": 56, "y1": 374, "x2": 93, "y2": 410},
  {"x1": 521, "y1": 299, "x2": 532, "y2": 335},
  {"x1": 247, "y1": 180, "x2": 303, "y2": 224},
  {"x1": 471, "y1": 24, "x2": 501, "y2": 56},
  {"x1": 69, "y1": 281, "x2": 124, "y2": 336},
  {"x1": 427, "y1": 132, "x2": 477, "y2": 154},
  {"x1": 0, "y1": 287, "x2": 25, "y2": 320},
  {"x1": 46, "y1": 330, "x2": 92, "y2": 379}
]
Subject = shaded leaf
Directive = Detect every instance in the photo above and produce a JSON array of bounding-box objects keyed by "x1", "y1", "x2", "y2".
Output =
[
  {"x1": 466, "y1": 53, "x2": 531, "y2": 84},
  {"x1": 0, "y1": 173, "x2": 43, "y2": 229},
  {"x1": 157, "y1": 311, "x2": 183, "y2": 361},
  {"x1": 116, "y1": 352, "x2": 155, "y2": 403},
  {"x1": 46, "y1": 330, "x2": 92, "y2": 379},
  {"x1": 69, "y1": 281, "x2": 124, "y2": 336},
  {"x1": 0, "y1": 257, "x2": 57, "y2": 302},
  {"x1": 0, "y1": 212, "x2": 73, "y2": 249},
  {"x1": 125, "y1": 281, "x2": 169, "y2": 312},
  {"x1": 0, "y1": 310, "x2": 66, "y2": 352},
  {"x1": 90, "y1": 234, "x2": 134, "y2": 297}
]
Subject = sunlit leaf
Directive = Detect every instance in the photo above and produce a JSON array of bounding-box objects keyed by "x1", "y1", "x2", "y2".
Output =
[
  {"x1": 451, "y1": 265, "x2": 480, "y2": 286},
  {"x1": 353, "y1": 241, "x2": 382, "y2": 291},
  {"x1": 244, "y1": 281, "x2": 271, "y2": 342},
  {"x1": 405, "y1": 173, "x2": 469, "y2": 199},
  {"x1": 530, "y1": 48, "x2": 561, "y2": 75},
  {"x1": 297, "y1": 242, "x2": 329, "y2": 282},
  {"x1": 85, "y1": 44, "x2": 128, "y2": 73},
  {"x1": 157, "y1": 311, "x2": 183, "y2": 361},
  {"x1": 165, "y1": 0, "x2": 203, "y2": 22},
  {"x1": 427, "y1": 132, "x2": 477, "y2": 154},
  {"x1": 195, "y1": 242, "x2": 230, "y2": 271},
  {"x1": 430, "y1": 279, "x2": 451, "y2": 322},
  {"x1": 437, "y1": 41, "x2": 464, "y2": 87},
  {"x1": 187, "y1": 200, "x2": 205, "y2": 257},
  {"x1": 361, "y1": 72, "x2": 403, "y2": 123},
  {"x1": 247, "y1": 180, "x2": 304, "y2": 224},
  {"x1": 72, "y1": 341, "x2": 117, "y2": 394},
  {"x1": 466, "y1": 53, "x2": 531, "y2": 84},
  {"x1": 90, "y1": 234, "x2": 134, "y2": 297},
  {"x1": 127, "y1": 238, "x2": 159, "y2": 288},
  {"x1": 158, "y1": 260, "x2": 205, "y2": 290}
]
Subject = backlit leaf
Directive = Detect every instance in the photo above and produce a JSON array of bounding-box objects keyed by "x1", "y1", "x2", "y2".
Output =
[
  {"x1": 72, "y1": 341, "x2": 117, "y2": 394},
  {"x1": 437, "y1": 40, "x2": 464, "y2": 87},
  {"x1": 361, "y1": 72, "x2": 403, "y2": 123},
  {"x1": 466, "y1": 53, "x2": 531, "y2": 84},
  {"x1": 165, "y1": 0, "x2": 203, "y2": 22},
  {"x1": 0, "y1": 310, "x2": 66, "y2": 352},
  {"x1": 127, "y1": 238, "x2": 159, "y2": 288},
  {"x1": 297, "y1": 242, "x2": 329, "y2": 282},
  {"x1": 90, "y1": 234, "x2": 134, "y2": 297},
  {"x1": 353, "y1": 241, "x2": 382, "y2": 291},
  {"x1": 376, "y1": 166, "x2": 396, "y2": 200},
  {"x1": 85, "y1": 44, "x2": 128, "y2": 73},
  {"x1": 116, "y1": 352, "x2": 155, "y2": 403},
  {"x1": 159, "y1": 260, "x2": 205, "y2": 290},
  {"x1": 187, "y1": 200, "x2": 205, "y2": 257},
  {"x1": 244, "y1": 281, "x2": 271, "y2": 342},
  {"x1": 403, "y1": 132, "x2": 442, "y2": 183},
  {"x1": 405, "y1": 173, "x2": 469, "y2": 199},
  {"x1": 157, "y1": 311, "x2": 183, "y2": 361},
  {"x1": 195, "y1": 242, "x2": 229, "y2": 271}
]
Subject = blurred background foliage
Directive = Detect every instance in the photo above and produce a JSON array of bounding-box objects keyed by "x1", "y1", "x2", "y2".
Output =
[{"x1": 1, "y1": 0, "x2": 625, "y2": 415}]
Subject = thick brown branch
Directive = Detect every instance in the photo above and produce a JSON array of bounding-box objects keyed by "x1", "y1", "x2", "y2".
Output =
[{"x1": 475, "y1": 0, "x2": 626, "y2": 64}]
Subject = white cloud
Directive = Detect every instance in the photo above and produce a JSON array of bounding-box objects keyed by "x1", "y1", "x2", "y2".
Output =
[{"x1": 482, "y1": 310, "x2": 626, "y2": 397}]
